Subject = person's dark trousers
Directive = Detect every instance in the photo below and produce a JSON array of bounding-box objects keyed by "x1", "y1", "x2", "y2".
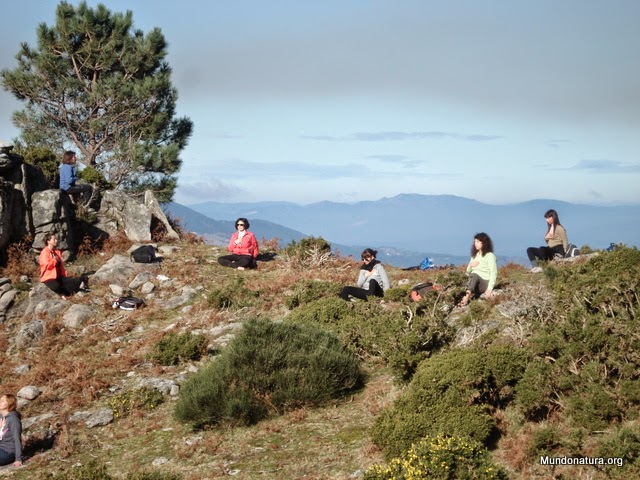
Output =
[
  {"x1": 526, "y1": 245, "x2": 565, "y2": 265},
  {"x1": 340, "y1": 280, "x2": 384, "y2": 301},
  {"x1": 467, "y1": 273, "x2": 488, "y2": 297},
  {"x1": 218, "y1": 254, "x2": 254, "y2": 269},
  {"x1": 43, "y1": 277, "x2": 82, "y2": 296},
  {"x1": 0, "y1": 449, "x2": 15, "y2": 466},
  {"x1": 65, "y1": 184, "x2": 93, "y2": 206}
]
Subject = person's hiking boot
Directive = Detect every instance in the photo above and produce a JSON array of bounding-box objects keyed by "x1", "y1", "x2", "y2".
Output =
[{"x1": 530, "y1": 266, "x2": 543, "y2": 273}]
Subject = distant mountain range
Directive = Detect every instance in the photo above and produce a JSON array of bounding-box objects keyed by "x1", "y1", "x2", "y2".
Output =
[{"x1": 165, "y1": 195, "x2": 640, "y2": 268}]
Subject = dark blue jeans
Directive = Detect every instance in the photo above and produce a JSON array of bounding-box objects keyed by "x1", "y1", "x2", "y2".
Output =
[{"x1": 0, "y1": 448, "x2": 15, "y2": 466}]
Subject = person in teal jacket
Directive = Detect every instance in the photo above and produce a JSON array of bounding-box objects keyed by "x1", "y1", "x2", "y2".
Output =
[{"x1": 458, "y1": 232, "x2": 497, "y2": 307}]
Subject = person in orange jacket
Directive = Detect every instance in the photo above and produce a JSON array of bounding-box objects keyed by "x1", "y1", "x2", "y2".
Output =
[
  {"x1": 217, "y1": 218, "x2": 259, "y2": 270},
  {"x1": 39, "y1": 232, "x2": 85, "y2": 298}
]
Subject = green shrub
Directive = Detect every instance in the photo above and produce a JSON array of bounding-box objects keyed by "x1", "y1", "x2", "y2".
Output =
[
  {"x1": 285, "y1": 279, "x2": 342, "y2": 309},
  {"x1": 44, "y1": 459, "x2": 113, "y2": 479},
  {"x1": 19, "y1": 145, "x2": 59, "y2": 188},
  {"x1": 207, "y1": 277, "x2": 259, "y2": 309},
  {"x1": 78, "y1": 165, "x2": 113, "y2": 190},
  {"x1": 527, "y1": 425, "x2": 564, "y2": 459},
  {"x1": 283, "y1": 236, "x2": 331, "y2": 261},
  {"x1": 364, "y1": 434, "x2": 508, "y2": 480},
  {"x1": 596, "y1": 427, "x2": 640, "y2": 476},
  {"x1": 515, "y1": 361, "x2": 555, "y2": 419},
  {"x1": 372, "y1": 345, "x2": 528, "y2": 458},
  {"x1": 127, "y1": 472, "x2": 182, "y2": 480},
  {"x1": 287, "y1": 297, "x2": 453, "y2": 381},
  {"x1": 150, "y1": 331, "x2": 208, "y2": 366},
  {"x1": 108, "y1": 386, "x2": 164, "y2": 419},
  {"x1": 517, "y1": 247, "x2": 640, "y2": 428},
  {"x1": 42, "y1": 462, "x2": 183, "y2": 480},
  {"x1": 175, "y1": 319, "x2": 363, "y2": 428}
]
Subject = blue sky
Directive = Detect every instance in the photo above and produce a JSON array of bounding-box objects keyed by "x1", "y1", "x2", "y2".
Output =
[{"x1": 1, "y1": 0, "x2": 639, "y2": 207}]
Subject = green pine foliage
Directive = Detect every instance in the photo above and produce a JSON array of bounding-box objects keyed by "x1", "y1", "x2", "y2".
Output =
[
  {"x1": 0, "y1": 1, "x2": 193, "y2": 201},
  {"x1": 174, "y1": 319, "x2": 363, "y2": 428}
]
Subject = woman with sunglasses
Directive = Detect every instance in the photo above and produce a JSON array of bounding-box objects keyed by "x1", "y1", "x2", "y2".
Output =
[
  {"x1": 340, "y1": 248, "x2": 391, "y2": 301},
  {"x1": 218, "y1": 217, "x2": 260, "y2": 270}
]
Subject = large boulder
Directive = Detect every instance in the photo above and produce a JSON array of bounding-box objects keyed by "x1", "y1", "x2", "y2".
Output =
[
  {"x1": 30, "y1": 189, "x2": 74, "y2": 251},
  {"x1": 98, "y1": 190, "x2": 152, "y2": 242}
]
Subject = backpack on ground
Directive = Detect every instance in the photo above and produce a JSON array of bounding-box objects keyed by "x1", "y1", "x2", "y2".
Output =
[
  {"x1": 410, "y1": 282, "x2": 441, "y2": 302},
  {"x1": 130, "y1": 245, "x2": 156, "y2": 263},
  {"x1": 419, "y1": 257, "x2": 435, "y2": 270},
  {"x1": 564, "y1": 244, "x2": 580, "y2": 258},
  {"x1": 112, "y1": 296, "x2": 145, "y2": 311}
]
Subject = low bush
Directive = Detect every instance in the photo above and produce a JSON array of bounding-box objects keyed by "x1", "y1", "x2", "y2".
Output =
[
  {"x1": 365, "y1": 434, "x2": 508, "y2": 480},
  {"x1": 283, "y1": 236, "x2": 331, "y2": 263},
  {"x1": 286, "y1": 297, "x2": 453, "y2": 381},
  {"x1": 596, "y1": 427, "x2": 640, "y2": 477},
  {"x1": 174, "y1": 318, "x2": 363, "y2": 428},
  {"x1": 526, "y1": 425, "x2": 565, "y2": 460},
  {"x1": 108, "y1": 387, "x2": 164, "y2": 419},
  {"x1": 150, "y1": 331, "x2": 208, "y2": 366},
  {"x1": 285, "y1": 279, "x2": 342, "y2": 309},
  {"x1": 207, "y1": 276, "x2": 259, "y2": 310},
  {"x1": 516, "y1": 247, "x2": 640, "y2": 427},
  {"x1": 372, "y1": 345, "x2": 528, "y2": 458},
  {"x1": 42, "y1": 460, "x2": 183, "y2": 479}
]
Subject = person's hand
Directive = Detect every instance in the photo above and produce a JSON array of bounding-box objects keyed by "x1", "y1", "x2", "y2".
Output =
[
  {"x1": 469, "y1": 260, "x2": 480, "y2": 267},
  {"x1": 482, "y1": 289, "x2": 493, "y2": 299}
]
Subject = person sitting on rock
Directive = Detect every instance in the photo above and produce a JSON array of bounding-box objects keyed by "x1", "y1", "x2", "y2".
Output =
[
  {"x1": 59, "y1": 150, "x2": 94, "y2": 209},
  {"x1": 38, "y1": 232, "x2": 87, "y2": 299},
  {"x1": 217, "y1": 218, "x2": 260, "y2": 270},
  {"x1": 457, "y1": 232, "x2": 497, "y2": 307}
]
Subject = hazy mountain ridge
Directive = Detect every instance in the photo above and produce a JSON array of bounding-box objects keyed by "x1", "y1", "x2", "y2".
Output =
[{"x1": 166, "y1": 195, "x2": 640, "y2": 267}]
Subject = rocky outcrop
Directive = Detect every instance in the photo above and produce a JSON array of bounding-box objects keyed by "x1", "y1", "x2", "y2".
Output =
[{"x1": 0, "y1": 140, "x2": 180, "y2": 253}]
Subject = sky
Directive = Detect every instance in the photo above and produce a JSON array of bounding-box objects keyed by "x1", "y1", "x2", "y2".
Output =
[{"x1": 1, "y1": 0, "x2": 639, "y2": 207}]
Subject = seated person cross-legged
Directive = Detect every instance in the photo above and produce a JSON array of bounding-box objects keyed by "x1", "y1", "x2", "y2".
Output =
[
  {"x1": 217, "y1": 218, "x2": 259, "y2": 270},
  {"x1": 39, "y1": 232, "x2": 87, "y2": 299}
]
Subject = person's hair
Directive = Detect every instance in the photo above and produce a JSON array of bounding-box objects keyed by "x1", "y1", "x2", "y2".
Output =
[
  {"x1": 44, "y1": 232, "x2": 57, "y2": 244},
  {"x1": 235, "y1": 217, "x2": 250, "y2": 229},
  {"x1": 471, "y1": 232, "x2": 494, "y2": 257},
  {"x1": 544, "y1": 209, "x2": 561, "y2": 232},
  {"x1": 361, "y1": 248, "x2": 377, "y2": 260},
  {"x1": 1, "y1": 394, "x2": 17, "y2": 412},
  {"x1": 62, "y1": 151, "x2": 76, "y2": 165}
]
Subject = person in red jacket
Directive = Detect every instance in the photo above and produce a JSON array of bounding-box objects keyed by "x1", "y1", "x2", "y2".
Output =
[
  {"x1": 38, "y1": 232, "x2": 84, "y2": 298},
  {"x1": 217, "y1": 218, "x2": 259, "y2": 270}
]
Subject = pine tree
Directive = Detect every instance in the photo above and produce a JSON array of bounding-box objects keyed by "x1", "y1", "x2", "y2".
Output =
[{"x1": 1, "y1": 1, "x2": 193, "y2": 202}]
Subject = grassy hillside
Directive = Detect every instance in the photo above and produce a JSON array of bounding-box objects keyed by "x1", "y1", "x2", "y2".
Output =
[{"x1": 1, "y1": 235, "x2": 638, "y2": 479}]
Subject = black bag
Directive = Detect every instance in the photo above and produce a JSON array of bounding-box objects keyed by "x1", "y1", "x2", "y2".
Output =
[
  {"x1": 130, "y1": 245, "x2": 156, "y2": 263},
  {"x1": 112, "y1": 296, "x2": 145, "y2": 311}
]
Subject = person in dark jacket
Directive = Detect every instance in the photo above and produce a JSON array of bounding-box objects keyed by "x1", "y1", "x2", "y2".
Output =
[
  {"x1": 0, "y1": 393, "x2": 23, "y2": 467},
  {"x1": 59, "y1": 150, "x2": 93, "y2": 208}
]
